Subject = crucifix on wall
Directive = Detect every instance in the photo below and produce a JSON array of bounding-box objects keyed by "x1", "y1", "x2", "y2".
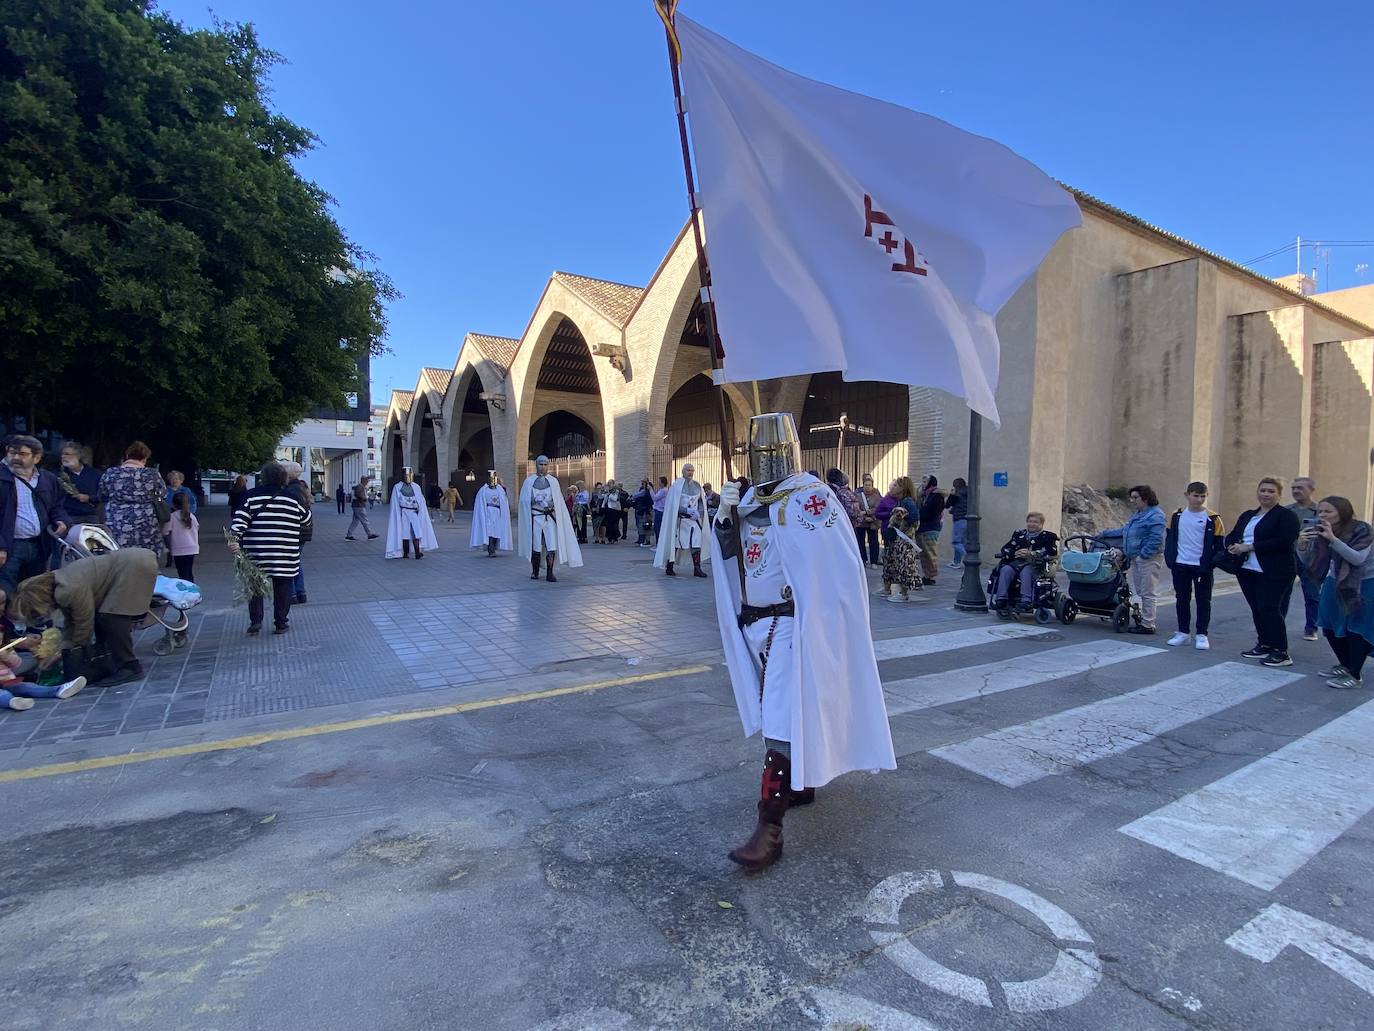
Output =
[{"x1": 808, "y1": 412, "x2": 874, "y2": 482}]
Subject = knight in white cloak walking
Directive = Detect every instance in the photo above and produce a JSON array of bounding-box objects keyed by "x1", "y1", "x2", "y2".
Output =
[
  {"x1": 385, "y1": 467, "x2": 439, "y2": 560},
  {"x1": 517, "y1": 455, "x2": 582, "y2": 582},
  {"x1": 653, "y1": 462, "x2": 708, "y2": 578},
  {"x1": 470, "y1": 470, "x2": 511, "y2": 557},
  {"x1": 710, "y1": 413, "x2": 896, "y2": 871}
]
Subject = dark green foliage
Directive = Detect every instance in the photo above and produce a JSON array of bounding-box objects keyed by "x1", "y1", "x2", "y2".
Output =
[{"x1": 0, "y1": 0, "x2": 395, "y2": 467}]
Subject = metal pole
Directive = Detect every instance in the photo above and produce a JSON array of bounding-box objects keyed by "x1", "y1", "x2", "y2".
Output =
[
  {"x1": 954, "y1": 410, "x2": 988, "y2": 611},
  {"x1": 657, "y1": 1, "x2": 748, "y2": 599}
]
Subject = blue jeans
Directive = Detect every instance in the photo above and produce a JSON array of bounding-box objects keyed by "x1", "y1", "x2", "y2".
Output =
[
  {"x1": 951, "y1": 518, "x2": 968, "y2": 564},
  {"x1": 1280, "y1": 570, "x2": 1321, "y2": 633},
  {"x1": 0, "y1": 538, "x2": 46, "y2": 596}
]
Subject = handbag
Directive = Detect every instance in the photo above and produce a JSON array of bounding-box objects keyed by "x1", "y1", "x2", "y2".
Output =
[
  {"x1": 151, "y1": 488, "x2": 171, "y2": 525},
  {"x1": 1210, "y1": 539, "x2": 1241, "y2": 576}
]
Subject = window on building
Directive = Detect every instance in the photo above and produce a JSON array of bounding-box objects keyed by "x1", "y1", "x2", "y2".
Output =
[
  {"x1": 344, "y1": 392, "x2": 359, "y2": 408},
  {"x1": 336, "y1": 420, "x2": 353, "y2": 437}
]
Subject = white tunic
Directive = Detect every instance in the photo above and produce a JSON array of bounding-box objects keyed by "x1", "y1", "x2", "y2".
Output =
[
  {"x1": 530, "y1": 483, "x2": 558, "y2": 552},
  {"x1": 738, "y1": 516, "x2": 794, "y2": 739},
  {"x1": 469, "y1": 483, "x2": 511, "y2": 550}
]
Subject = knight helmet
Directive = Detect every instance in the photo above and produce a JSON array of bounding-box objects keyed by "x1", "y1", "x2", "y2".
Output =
[{"x1": 747, "y1": 412, "x2": 802, "y2": 485}]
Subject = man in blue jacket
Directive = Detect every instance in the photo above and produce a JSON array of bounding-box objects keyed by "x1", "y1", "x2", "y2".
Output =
[
  {"x1": 1, "y1": 435, "x2": 69, "y2": 596},
  {"x1": 1099, "y1": 484, "x2": 1166, "y2": 635}
]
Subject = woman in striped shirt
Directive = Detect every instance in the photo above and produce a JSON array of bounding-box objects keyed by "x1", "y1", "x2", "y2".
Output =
[{"x1": 229, "y1": 462, "x2": 312, "y2": 636}]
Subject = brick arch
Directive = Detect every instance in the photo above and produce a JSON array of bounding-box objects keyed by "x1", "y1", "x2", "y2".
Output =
[{"x1": 511, "y1": 305, "x2": 616, "y2": 469}]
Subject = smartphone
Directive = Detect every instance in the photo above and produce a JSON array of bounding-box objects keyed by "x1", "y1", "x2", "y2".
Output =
[{"x1": 1301, "y1": 517, "x2": 1320, "y2": 531}]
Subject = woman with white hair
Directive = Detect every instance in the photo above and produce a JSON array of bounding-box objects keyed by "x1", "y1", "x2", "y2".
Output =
[{"x1": 279, "y1": 461, "x2": 314, "y2": 603}]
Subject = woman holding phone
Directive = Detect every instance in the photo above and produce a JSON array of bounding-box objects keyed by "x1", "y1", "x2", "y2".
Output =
[{"x1": 1301, "y1": 496, "x2": 1374, "y2": 689}]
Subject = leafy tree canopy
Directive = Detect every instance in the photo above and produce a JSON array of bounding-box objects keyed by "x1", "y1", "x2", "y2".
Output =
[{"x1": 0, "y1": 0, "x2": 396, "y2": 468}]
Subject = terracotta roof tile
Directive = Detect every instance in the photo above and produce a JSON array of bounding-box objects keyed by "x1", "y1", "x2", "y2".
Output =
[
  {"x1": 468, "y1": 333, "x2": 519, "y2": 374},
  {"x1": 391, "y1": 389, "x2": 414, "y2": 414},
  {"x1": 552, "y1": 271, "x2": 644, "y2": 328},
  {"x1": 419, "y1": 366, "x2": 453, "y2": 397}
]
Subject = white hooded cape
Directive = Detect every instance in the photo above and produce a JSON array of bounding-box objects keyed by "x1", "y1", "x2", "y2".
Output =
[
  {"x1": 469, "y1": 483, "x2": 512, "y2": 551},
  {"x1": 385, "y1": 481, "x2": 439, "y2": 559},
  {"x1": 653, "y1": 477, "x2": 710, "y2": 569},
  {"x1": 709, "y1": 472, "x2": 895, "y2": 790},
  {"x1": 517, "y1": 474, "x2": 583, "y2": 567}
]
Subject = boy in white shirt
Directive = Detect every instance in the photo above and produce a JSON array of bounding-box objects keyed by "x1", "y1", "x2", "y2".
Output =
[{"x1": 1163, "y1": 481, "x2": 1226, "y2": 649}]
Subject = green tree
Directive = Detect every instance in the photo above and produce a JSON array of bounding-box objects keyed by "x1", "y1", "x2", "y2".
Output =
[{"x1": 0, "y1": 0, "x2": 396, "y2": 468}]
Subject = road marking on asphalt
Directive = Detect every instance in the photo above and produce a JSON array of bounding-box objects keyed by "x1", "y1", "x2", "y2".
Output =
[
  {"x1": 930, "y1": 661, "x2": 1303, "y2": 786},
  {"x1": 1227, "y1": 903, "x2": 1374, "y2": 997},
  {"x1": 805, "y1": 987, "x2": 946, "y2": 1030},
  {"x1": 881, "y1": 640, "x2": 1159, "y2": 716},
  {"x1": 1120, "y1": 697, "x2": 1374, "y2": 890},
  {"x1": 871, "y1": 623, "x2": 1054, "y2": 661},
  {"x1": 865, "y1": 869, "x2": 1101, "y2": 1013},
  {"x1": 0, "y1": 665, "x2": 712, "y2": 786}
]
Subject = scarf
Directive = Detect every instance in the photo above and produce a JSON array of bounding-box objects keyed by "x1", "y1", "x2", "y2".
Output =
[{"x1": 1308, "y1": 520, "x2": 1373, "y2": 614}]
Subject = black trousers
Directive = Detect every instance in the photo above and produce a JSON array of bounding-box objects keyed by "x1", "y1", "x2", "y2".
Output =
[
  {"x1": 248, "y1": 576, "x2": 295, "y2": 629},
  {"x1": 1325, "y1": 630, "x2": 1372, "y2": 678},
  {"x1": 1238, "y1": 569, "x2": 1293, "y2": 653},
  {"x1": 855, "y1": 525, "x2": 879, "y2": 564},
  {"x1": 1171, "y1": 564, "x2": 1213, "y2": 634},
  {"x1": 173, "y1": 554, "x2": 195, "y2": 582},
  {"x1": 94, "y1": 612, "x2": 138, "y2": 669}
]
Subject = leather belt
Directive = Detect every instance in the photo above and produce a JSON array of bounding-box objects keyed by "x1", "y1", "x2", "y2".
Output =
[{"x1": 738, "y1": 601, "x2": 794, "y2": 628}]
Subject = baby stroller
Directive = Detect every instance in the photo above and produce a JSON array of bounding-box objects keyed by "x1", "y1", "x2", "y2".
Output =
[
  {"x1": 986, "y1": 555, "x2": 1061, "y2": 625},
  {"x1": 50, "y1": 526, "x2": 201, "y2": 655},
  {"x1": 1056, "y1": 535, "x2": 1141, "y2": 632}
]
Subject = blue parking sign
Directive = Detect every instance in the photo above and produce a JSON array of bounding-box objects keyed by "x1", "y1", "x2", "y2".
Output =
[{"x1": 992, "y1": 471, "x2": 1009, "y2": 487}]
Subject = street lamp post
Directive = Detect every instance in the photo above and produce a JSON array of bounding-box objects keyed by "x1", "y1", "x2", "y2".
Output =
[{"x1": 954, "y1": 410, "x2": 989, "y2": 611}]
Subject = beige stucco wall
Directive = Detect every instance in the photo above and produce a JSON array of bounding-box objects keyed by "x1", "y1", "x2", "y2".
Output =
[
  {"x1": 1315, "y1": 284, "x2": 1374, "y2": 328},
  {"x1": 1310, "y1": 337, "x2": 1374, "y2": 515}
]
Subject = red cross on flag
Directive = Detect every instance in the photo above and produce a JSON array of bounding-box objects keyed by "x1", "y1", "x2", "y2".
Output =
[{"x1": 676, "y1": 15, "x2": 1081, "y2": 423}]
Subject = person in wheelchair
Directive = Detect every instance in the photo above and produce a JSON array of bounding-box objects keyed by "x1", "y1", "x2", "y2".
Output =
[{"x1": 993, "y1": 512, "x2": 1060, "y2": 613}]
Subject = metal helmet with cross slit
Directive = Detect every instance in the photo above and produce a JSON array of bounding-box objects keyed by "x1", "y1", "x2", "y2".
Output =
[{"x1": 747, "y1": 412, "x2": 802, "y2": 485}]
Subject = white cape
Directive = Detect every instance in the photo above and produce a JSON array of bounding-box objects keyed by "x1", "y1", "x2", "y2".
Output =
[
  {"x1": 653, "y1": 477, "x2": 710, "y2": 569},
  {"x1": 709, "y1": 472, "x2": 895, "y2": 790},
  {"x1": 469, "y1": 484, "x2": 511, "y2": 550},
  {"x1": 517, "y1": 474, "x2": 583, "y2": 567},
  {"x1": 385, "y1": 482, "x2": 439, "y2": 559}
]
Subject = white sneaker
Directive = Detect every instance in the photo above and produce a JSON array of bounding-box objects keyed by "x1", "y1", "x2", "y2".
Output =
[
  {"x1": 1195, "y1": 635, "x2": 1210, "y2": 651},
  {"x1": 6, "y1": 696, "x2": 34, "y2": 711},
  {"x1": 1167, "y1": 632, "x2": 1190, "y2": 647},
  {"x1": 57, "y1": 676, "x2": 87, "y2": 699}
]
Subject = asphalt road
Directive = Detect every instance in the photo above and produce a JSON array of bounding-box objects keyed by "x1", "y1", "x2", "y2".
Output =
[{"x1": 0, "y1": 585, "x2": 1370, "y2": 1029}]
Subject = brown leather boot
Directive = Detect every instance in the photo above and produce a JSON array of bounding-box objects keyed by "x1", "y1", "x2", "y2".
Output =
[
  {"x1": 788, "y1": 788, "x2": 816, "y2": 807},
  {"x1": 692, "y1": 550, "x2": 708, "y2": 578},
  {"x1": 545, "y1": 554, "x2": 557, "y2": 583},
  {"x1": 530, "y1": 553, "x2": 541, "y2": 580},
  {"x1": 728, "y1": 749, "x2": 790, "y2": 871},
  {"x1": 665, "y1": 562, "x2": 676, "y2": 577},
  {"x1": 413, "y1": 538, "x2": 423, "y2": 559},
  {"x1": 402, "y1": 539, "x2": 410, "y2": 558}
]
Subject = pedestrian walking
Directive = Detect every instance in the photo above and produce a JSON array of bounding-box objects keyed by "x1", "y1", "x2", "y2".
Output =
[
  {"x1": 280, "y1": 461, "x2": 313, "y2": 604},
  {"x1": 229, "y1": 461, "x2": 312, "y2": 636},
  {"x1": 335, "y1": 483, "x2": 346, "y2": 514},
  {"x1": 1302, "y1": 495, "x2": 1374, "y2": 689},
  {"x1": 97, "y1": 441, "x2": 164, "y2": 561},
  {"x1": 442, "y1": 483, "x2": 461, "y2": 523},
  {"x1": 915, "y1": 475, "x2": 945, "y2": 585},
  {"x1": 227, "y1": 474, "x2": 248, "y2": 513},
  {"x1": 345, "y1": 477, "x2": 379, "y2": 540},
  {"x1": 875, "y1": 505, "x2": 921, "y2": 602},
  {"x1": 632, "y1": 478, "x2": 654, "y2": 546},
  {"x1": 1163, "y1": 482, "x2": 1224, "y2": 650},
  {"x1": 856, "y1": 473, "x2": 882, "y2": 567},
  {"x1": 1227, "y1": 477, "x2": 1300, "y2": 667},
  {"x1": 946, "y1": 477, "x2": 969, "y2": 569},
  {"x1": 1099, "y1": 485, "x2": 1166, "y2": 635},
  {"x1": 165, "y1": 490, "x2": 200, "y2": 583},
  {"x1": 1282, "y1": 476, "x2": 1321, "y2": 641}
]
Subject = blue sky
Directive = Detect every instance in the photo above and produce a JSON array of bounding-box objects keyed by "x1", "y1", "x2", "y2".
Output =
[{"x1": 159, "y1": 0, "x2": 1373, "y2": 403}]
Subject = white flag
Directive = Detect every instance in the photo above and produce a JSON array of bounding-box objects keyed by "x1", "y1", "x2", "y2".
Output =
[{"x1": 676, "y1": 15, "x2": 1081, "y2": 423}]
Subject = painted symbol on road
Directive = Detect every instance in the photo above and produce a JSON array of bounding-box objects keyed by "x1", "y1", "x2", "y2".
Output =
[
  {"x1": 1227, "y1": 903, "x2": 1374, "y2": 998},
  {"x1": 863, "y1": 870, "x2": 1102, "y2": 1012}
]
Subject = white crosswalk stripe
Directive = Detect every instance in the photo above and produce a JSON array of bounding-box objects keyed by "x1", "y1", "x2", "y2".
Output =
[
  {"x1": 881, "y1": 639, "x2": 1159, "y2": 716},
  {"x1": 871, "y1": 623, "x2": 1054, "y2": 661},
  {"x1": 1119, "y1": 696, "x2": 1374, "y2": 890},
  {"x1": 928, "y1": 661, "x2": 1303, "y2": 787}
]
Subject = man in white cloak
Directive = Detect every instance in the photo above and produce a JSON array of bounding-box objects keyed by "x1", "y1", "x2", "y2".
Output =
[
  {"x1": 386, "y1": 467, "x2": 439, "y2": 560},
  {"x1": 710, "y1": 413, "x2": 895, "y2": 872},
  {"x1": 517, "y1": 455, "x2": 582, "y2": 582},
  {"x1": 469, "y1": 470, "x2": 511, "y2": 557},
  {"x1": 653, "y1": 462, "x2": 709, "y2": 578}
]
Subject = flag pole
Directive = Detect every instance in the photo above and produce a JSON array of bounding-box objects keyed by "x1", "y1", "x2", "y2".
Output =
[{"x1": 656, "y1": 0, "x2": 749, "y2": 599}]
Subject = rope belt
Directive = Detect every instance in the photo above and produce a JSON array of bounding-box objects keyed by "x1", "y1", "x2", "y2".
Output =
[{"x1": 738, "y1": 601, "x2": 794, "y2": 628}]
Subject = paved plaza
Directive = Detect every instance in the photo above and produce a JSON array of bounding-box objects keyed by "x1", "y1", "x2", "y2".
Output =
[{"x1": 0, "y1": 504, "x2": 1370, "y2": 1030}]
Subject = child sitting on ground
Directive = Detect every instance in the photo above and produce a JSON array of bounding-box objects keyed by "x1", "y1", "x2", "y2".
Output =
[
  {"x1": 877, "y1": 506, "x2": 922, "y2": 604},
  {"x1": 0, "y1": 591, "x2": 86, "y2": 711}
]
